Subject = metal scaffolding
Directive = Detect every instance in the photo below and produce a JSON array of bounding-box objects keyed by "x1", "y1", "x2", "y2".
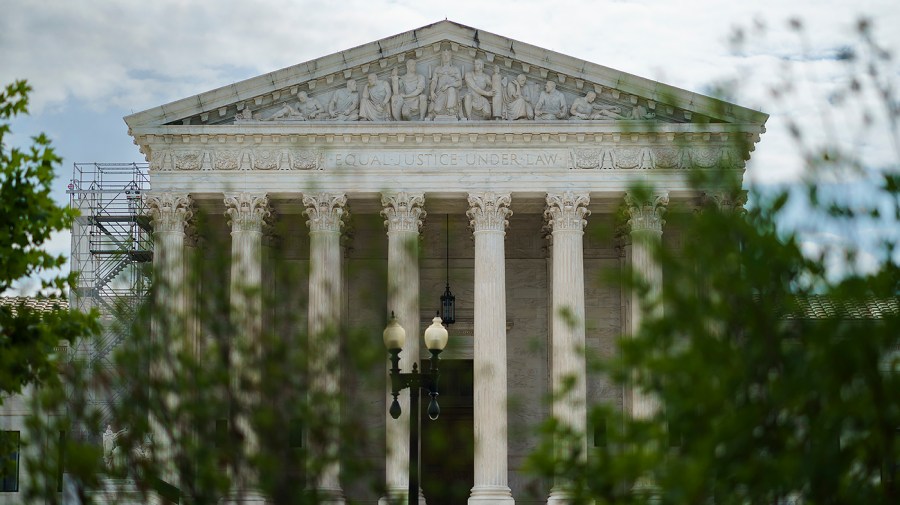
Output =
[{"x1": 67, "y1": 162, "x2": 152, "y2": 423}]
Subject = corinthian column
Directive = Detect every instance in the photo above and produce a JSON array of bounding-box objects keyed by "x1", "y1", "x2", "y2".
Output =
[
  {"x1": 145, "y1": 192, "x2": 192, "y2": 490},
  {"x1": 467, "y1": 192, "x2": 515, "y2": 505},
  {"x1": 222, "y1": 192, "x2": 271, "y2": 504},
  {"x1": 380, "y1": 192, "x2": 426, "y2": 505},
  {"x1": 544, "y1": 192, "x2": 590, "y2": 505},
  {"x1": 304, "y1": 192, "x2": 348, "y2": 505},
  {"x1": 623, "y1": 192, "x2": 668, "y2": 419}
]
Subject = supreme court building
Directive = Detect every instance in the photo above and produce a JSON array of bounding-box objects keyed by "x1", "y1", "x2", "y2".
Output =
[{"x1": 123, "y1": 21, "x2": 767, "y2": 505}]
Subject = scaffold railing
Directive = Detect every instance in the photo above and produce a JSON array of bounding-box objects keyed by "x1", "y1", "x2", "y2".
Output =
[{"x1": 67, "y1": 162, "x2": 152, "y2": 430}]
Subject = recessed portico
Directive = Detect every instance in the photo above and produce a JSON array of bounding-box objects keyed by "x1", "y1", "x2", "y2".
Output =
[{"x1": 127, "y1": 19, "x2": 765, "y2": 505}]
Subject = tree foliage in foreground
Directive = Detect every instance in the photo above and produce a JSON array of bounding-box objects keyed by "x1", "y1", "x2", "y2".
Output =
[
  {"x1": 1, "y1": 80, "x2": 98, "y2": 397},
  {"x1": 529, "y1": 20, "x2": 900, "y2": 505}
]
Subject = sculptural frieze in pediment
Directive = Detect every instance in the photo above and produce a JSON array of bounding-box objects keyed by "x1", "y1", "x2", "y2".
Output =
[{"x1": 224, "y1": 45, "x2": 696, "y2": 126}]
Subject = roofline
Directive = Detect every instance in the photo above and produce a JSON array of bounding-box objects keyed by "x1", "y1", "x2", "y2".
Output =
[{"x1": 124, "y1": 20, "x2": 768, "y2": 129}]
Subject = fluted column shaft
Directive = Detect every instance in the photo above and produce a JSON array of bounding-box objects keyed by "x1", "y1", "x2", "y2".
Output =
[
  {"x1": 223, "y1": 193, "x2": 271, "y2": 503},
  {"x1": 624, "y1": 193, "x2": 668, "y2": 419},
  {"x1": 145, "y1": 192, "x2": 192, "y2": 488},
  {"x1": 381, "y1": 193, "x2": 426, "y2": 504},
  {"x1": 467, "y1": 192, "x2": 515, "y2": 505},
  {"x1": 545, "y1": 192, "x2": 590, "y2": 505},
  {"x1": 304, "y1": 193, "x2": 348, "y2": 505}
]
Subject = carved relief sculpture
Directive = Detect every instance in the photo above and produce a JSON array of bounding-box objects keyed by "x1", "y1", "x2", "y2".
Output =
[
  {"x1": 268, "y1": 91, "x2": 327, "y2": 121},
  {"x1": 491, "y1": 65, "x2": 504, "y2": 120},
  {"x1": 504, "y1": 74, "x2": 534, "y2": 120},
  {"x1": 234, "y1": 108, "x2": 255, "y2": 122},
  {"x1": 359, "y1": 73, "x2": 393, "y2": 121},
  {"x1": 329, "y1": 79, "x2": 360, "y2": 121},
  {"x1": 428, "y1": 49, "x2": 462, "y2": 120},
  {"x1": 534, "y1": 81, "x2": 568, "y2": 120},
  {"x1": 391, "y1": 59, "x2": 428, "y2": 121},
  {"x1": 570, "y1": 91, "x2": 627, "y2": 120},
  {"x1": 463, "y1": 59, "x2": 495, "y2": 120}
]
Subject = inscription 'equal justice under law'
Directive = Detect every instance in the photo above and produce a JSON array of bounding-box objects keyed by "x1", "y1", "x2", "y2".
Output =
[{"x1": 333, "y1": 151, "x2": 563, "y2": 168}]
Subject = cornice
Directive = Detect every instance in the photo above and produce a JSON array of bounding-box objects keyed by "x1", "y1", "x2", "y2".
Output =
[{"x1": 124, "y1": 21, "x2": 768, "y2": 130}]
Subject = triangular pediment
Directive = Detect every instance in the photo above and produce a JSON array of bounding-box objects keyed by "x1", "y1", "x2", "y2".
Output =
[{"x1": 125, "y1": 20, "x2": 767, "y2": 130}]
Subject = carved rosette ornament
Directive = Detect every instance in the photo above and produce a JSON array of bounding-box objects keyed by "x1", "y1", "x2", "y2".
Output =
[
  {"x1": 624, "y1": 193, "x2": 669, "y2": 234},
  {"x1": 224, "y1": 193, "x2": 272, "y2": 233},
  {"x1": 545, "y1": 191, "x2": 591, "y2": 232},
  {"x1": 144, "y1": 192, "x2": 193, "y2": 233},
  {"x1": 380, "y1": 192, "x2": 426, "y2": 234},
  {"x1": 467, "y1": 192, "x2": 512, "y2": 232},
  {"x1": 303, "y1": 193, "x2": 348, "y2": 233}
]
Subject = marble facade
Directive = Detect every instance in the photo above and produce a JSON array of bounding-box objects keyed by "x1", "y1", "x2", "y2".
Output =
[{"x1": 123, "y1": 20, "x2": 767, "y2": 505}]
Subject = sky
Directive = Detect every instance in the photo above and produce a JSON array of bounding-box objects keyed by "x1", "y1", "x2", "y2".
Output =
[{"x1": 2, "y1": 0, "x2": 899, "y2": 293}]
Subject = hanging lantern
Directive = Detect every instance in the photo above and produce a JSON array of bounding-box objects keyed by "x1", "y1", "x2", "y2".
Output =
[
  {"x1": 440, "y1": 215, "x2": 455, "y2": 326},
  {"x1": 440, "y1": 284, "x2": 455, "y2": 325}
]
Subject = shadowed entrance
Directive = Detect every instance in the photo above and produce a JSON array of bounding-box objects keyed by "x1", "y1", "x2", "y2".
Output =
[{"x1": 421, "y1": 359, "x2": 474, "y2": 505}]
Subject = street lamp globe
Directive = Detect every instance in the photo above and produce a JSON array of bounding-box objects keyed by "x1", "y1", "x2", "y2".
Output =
[
  {"x1": 423, "y1": 315, "x2": 449, "y2": 351},
  {"x1": 383, "y1": 312, "x2": 406, "y2": 350}
]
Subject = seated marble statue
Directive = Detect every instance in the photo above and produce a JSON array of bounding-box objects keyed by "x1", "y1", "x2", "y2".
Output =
[
  {"x1": 463, "y1": 59, "x2": 495, "y2": 120},
  {"x1": 428, "y1": 49, "x2": 462, "y2": 119},
  {"x1": 391, "y1": 59, "x2": 428, "y2": 121},
  {"x1": 359, "y1": 73, "x2": 392, "y2": 121},
  {"x1": 570, "y1": 91, "x2": 627, "y2": 120},
  {"x1": 534, "y1": 81, "x2": 568, "y2": 120},
  {"x1": 329, "y1": 79, "x2": 360, "y2": 121},
  {"x1": 504, "y1": 74, "x2": 534, "y2": 120},
  {"x1": 268, "y1": 92, "x2": 326, "y2": 121}
]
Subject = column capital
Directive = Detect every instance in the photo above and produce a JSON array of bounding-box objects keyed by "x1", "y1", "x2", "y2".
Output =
[
  {"x1": 624, "y1": 192, "x2": 669, "y2": 234},
  {"x1": 224, "y1": 192, "x2": 271, "y2": 232},
  {"x1": 545, "y1": 191, "x2": 591, "y2": 233},
  {"x1": 381, "y1": 192, "x2": 426, "y2": 234},
  {"x1": 303, "y1": 192, "x2": 348, "y2": 233},
  {"x1": 145, "y1": 192, "x2": 192, "y2": 234},
  {"x1": 467, "y1": 192, "x2": 512, "y2": 232},
  {"x1": 701, "y1": 190, "x2": 747, "y2": 214}
]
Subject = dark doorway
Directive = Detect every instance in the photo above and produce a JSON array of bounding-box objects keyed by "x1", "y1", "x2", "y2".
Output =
[{"x1": 420, "y1": 359, "x2": 474, "y2": 505}]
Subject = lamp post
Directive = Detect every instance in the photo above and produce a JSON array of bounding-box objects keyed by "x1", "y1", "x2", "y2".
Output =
[{"x1": 383, "y1": 312, "x2": 449, "y2": 505}]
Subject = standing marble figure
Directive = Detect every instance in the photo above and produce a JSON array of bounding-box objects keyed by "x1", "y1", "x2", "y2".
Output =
[{"x1": 391, "y1": 59, "x2": 429, "y2": 121}]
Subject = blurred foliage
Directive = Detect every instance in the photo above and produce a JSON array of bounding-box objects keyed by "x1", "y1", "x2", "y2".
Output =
[
  {"x1": 528, "y1": 18, "x2": 899, "y2": 505},
  {"x1": 24, "y1": 209, "x2": 389, "y2": 504},
  {"x1": 1, "y1": 80, "x2": 99, "y2": 490}
]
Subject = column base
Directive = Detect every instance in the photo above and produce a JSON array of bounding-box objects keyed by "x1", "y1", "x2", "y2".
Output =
[
  {"x1": 468, "y1": 484, "x2": 515, "y2": 505},
  {"x1": 88, "y1": 477, "x2": 143, "y2": 505},
  {"x1": 308, "y1": 487, "x2": 346, "y2": 505},
  {"x1": 547, "y1": 486, "x2": 570, "y2": 505},
  {"x1": 378, "y1": 486, "x2": 427, "y2": 505},
  {"x1": 219, "y1": 487, "x2": 269, "y2": 504},
  {"x1": 548, "y1": 486, "x2": 595, "y2": 505}
]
